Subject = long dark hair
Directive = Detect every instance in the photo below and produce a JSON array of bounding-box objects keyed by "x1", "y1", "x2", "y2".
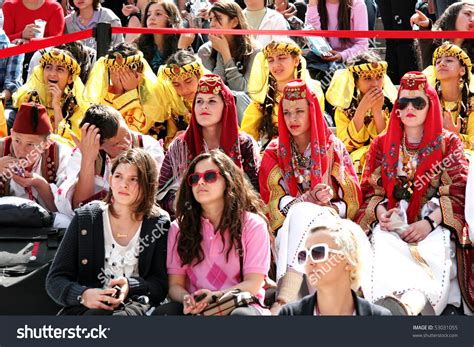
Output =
[
  {"x1": 258, "y1": 49, "x2": 302, "y2": 142},
  {"x1": 104, "y1": 148, "x2": 161, "y2": 220},
  {"x1": 135, "y1": 0, "x2": 182, "y2": 70},
  {"x1": 433, "y1": 2, "x2": 474, "y2": 60},
  {"x1": 318, "y1": 0, "x2": 352, "y2": 45},
  {"x1": 209, "y1": 0, "x2": 254, "y2": 76},
  {"x1": 175, "y1": 150, "x2": 267, "y2": 266}
]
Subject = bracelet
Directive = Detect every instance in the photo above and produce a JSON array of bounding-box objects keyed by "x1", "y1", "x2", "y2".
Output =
[{"x1": 423, "y1": 215, "x2": 436, "y2": 231}]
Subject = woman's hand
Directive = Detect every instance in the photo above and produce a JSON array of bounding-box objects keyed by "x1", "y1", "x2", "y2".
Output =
[
  {"x1": 314, "y1": 183, "x2": 333, "y2": 205},
  {"x1": 378, "y1": 207, "x2": 399, "y2": 231},
  {"x1": 22, "y1": 23, "x2": 41, "y2": 40},
  {"x1": 80, "y1": 288, "x2": 120, "y2": 311},
  {"x1": 109, "y1": 69, "x2": 124, "y2": 95},
  {"x1": 400, "y1": 219, "x2": 432, "y2": 243},
  {"x1": 410, "y1": 10, "x2": 430, "y2": 29},
  {"x1": 209, "y1": 34, "x2": 230, "y2": 56},
  {"x1": 119, "y1": 69, "x2": 142, "y2": 92},
  {"x1": 183, "y1": 289, "x2": 215, "y2": 315},
  {"x1": 320, "y1": 50, "x2": 342, "y2": 62},
  {"x1": 47, "y1": 82, "x2": 64, "y2": 110},
  {"x1": 443, "y1": 111, "x2": 461, "y2": 135},
  {"x1": 122, "y1": 4, "x2": 140, "y2": 17},
  {"x1": 178, "y1": 33, "x2": 196, "y2": 49},
  {"x1": 107, "y1": 277, "x2": 130, "y2": 309}
]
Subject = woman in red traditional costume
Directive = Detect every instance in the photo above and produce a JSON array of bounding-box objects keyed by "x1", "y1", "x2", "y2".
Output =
[
  {"x1": 258, "y1": 80, "x2": 361, "y2": 312},
  {"x1": 356, "y1": 71, "x2": 472, "y2": 315},
  {"x1": 157, "y1": 74, "x2": 261, "y2": 218}
]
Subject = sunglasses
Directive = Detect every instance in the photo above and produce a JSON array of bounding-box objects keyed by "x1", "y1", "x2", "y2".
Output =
[
  {"x1": 397, "y1": 97, "x2": 428, "y2": 111},
  {"x1": 297, "y1": 243, "x2": 345, "y2": 265},
  {"x1": 188, "y1": 170, "x2": 221, "y2": 186}
]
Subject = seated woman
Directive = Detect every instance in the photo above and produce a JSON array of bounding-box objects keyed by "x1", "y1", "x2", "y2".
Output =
[
  {"x1": 260, "y1": 79, "x2": 361, "y2": 233},
  {"x1": 423, "y1": 43, "x2": 474, "y2": 151},
  {"x1": 13, "y1": 48, "x2": 88, "y2": 143},
  {"x1": 155, "y1": 50, "x2": 205, "y2": 149},
  {"x1": 158, "y1": 74, "x2": 260, "y2": 218},
  {"x1": 197, "y1": 0, "x2": 261, "y2": 93},
  {"x1": 153, "y1": 150, "x2": 270, "y2": 316},
  {"x1": 135, "y1": 0, "x2": 183, "y2": 74},
  {"x1": 65, "y1": 0, "x2": 123, "y2": 50},
  {"x1": 241, "y1": 40, "x2": 325, "y2": 149},
  {"x1": 46, "y1": 148, "x2": 170, "y2": 315},
  {"x1": 326, "y1": 51, "x2": 397, "y2": 176},
  {"x1": 259, "y1": 79, "x2": 361, "y2": 308},
  {"x1": 84, "y1": 42, "x2": 166, "y2": 136},
  {"x1": 278, "y1": 203, "x2": 390, "y2": 316},
  {"x1": 355, "y1": 71, "x2": 472, "y2": 315}
]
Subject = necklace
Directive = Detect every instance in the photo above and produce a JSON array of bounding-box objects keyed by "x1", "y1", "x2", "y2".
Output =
[
  {"x1": 440, "y1": 95, "x2": 467, "y2": 133},
  {"x1": 290, "y1": 138, "x2": 311, "y2": 185}
]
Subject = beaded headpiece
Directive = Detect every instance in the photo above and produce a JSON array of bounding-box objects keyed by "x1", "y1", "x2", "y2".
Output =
[
  {"x1": 432, "y1": 42, "x2": 472, "y2": 70},
  {"x1": 348, "y1": 61, "x2": 388, "y2": 79},
  {"x1": 283, "y1": 80, "x2": 307, "y2": 106},
  {"x1": 400, "y1": 71, "x2": 427, "y2": 92},
  {"x1": 263, "y1": 41, "x2": 302, "y2": 58},
  {"x1": 39, "y1": 49, "x2": 81, "y2": 77},
  {"x1": 162, "y1": 61, "x2": 204, "y2": 81},
  {"x1": 105, "y1": 52, "x2": 144, "y2": 72},
  {"x1": 196, "y1": 74, "x2": 223, "y2": 95}
]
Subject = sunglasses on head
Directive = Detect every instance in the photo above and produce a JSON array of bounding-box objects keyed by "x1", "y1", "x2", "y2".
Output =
[
  {"x1": 297, "y1": 243, "x2": 345, "y2": 265},
  {"x1": 188, "y1": 170, "x2": 221, "y2": 186},
  {"x1": 397, "y1": 97, "x2": 428, "y2": 111}
]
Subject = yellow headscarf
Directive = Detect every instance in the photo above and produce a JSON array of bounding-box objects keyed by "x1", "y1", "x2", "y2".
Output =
[
  {"x1": 84, "y1": 51, "x2": 167, "y2": 123},
  {"x1": 326, "y1": 61, "x2": 397, "y2": 109}
]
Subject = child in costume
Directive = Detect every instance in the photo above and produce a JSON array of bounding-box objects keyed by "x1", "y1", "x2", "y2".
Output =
[{"x1": 326, "y1": 51, "x2": 397, "y2": 176}]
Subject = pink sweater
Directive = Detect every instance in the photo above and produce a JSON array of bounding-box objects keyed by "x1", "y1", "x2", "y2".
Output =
[{"x1": 305, "y1": 0, "x2": 368, "y2": 61}]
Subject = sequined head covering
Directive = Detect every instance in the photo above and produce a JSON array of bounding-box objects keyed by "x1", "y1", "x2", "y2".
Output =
[
  {"x1": 348, "y1": 61, "x2": 388, "y2": 80},
  {"x1": 432, "y1": 42, "x2": 472, "y2": 71},
  {"x1": 162, "y1": 61, "x2": 204, "y2": 81},
  {"x1": 263, "y1": 41, "x2": 302, "y2": 58},
  {"x1": 39, "y1": 49, "x2": 81, "y2": 78},
  {"x1": 105, "y1": 51, "x2": 144, "y2": 72}
]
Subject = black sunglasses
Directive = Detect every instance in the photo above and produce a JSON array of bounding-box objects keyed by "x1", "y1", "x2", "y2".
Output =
[{"x1": 397, "y1": 97, "x2": 428, "y2": 111}]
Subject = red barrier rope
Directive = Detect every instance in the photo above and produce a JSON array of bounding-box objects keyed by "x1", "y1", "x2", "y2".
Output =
[
  {"x1": 0, "y1": 29, "x2": 93, "y2": 59},
  {"x1": 0, "y1": 26, "x2": 473, "y2": 59},
  {"x1": 112, "y1": 26, "x2": 474, "y2": 40}
]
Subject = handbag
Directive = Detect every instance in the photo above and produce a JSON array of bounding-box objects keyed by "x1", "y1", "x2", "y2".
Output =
[
  {"x1": 0, "y1": 196, "x2": 54, "y2": 227},
  {"x1": 199, "y1": 248, "x2": 261, "y2": 316}
]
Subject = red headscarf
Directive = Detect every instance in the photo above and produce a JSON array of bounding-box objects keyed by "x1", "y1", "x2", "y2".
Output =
[
  {"x1": 277, "y1": 79, "x2": 332, "y2": 196},
  {"x1": 182, "y1": 74, "x2": 242, "y2": 167},
  {"x1": 382, "y1": 71, "x2": 443, "y2": 223}
]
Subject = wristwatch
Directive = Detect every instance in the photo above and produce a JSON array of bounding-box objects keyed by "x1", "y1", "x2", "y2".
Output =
[{"x1": 424, "y1": 215, "x2": 438, "y2": 231}]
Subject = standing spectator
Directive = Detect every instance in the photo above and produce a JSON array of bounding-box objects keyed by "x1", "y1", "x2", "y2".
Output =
[
  {"x1": 101, "y1": 0, "x2": 129, "y2": 26},
  {"x1": 123, "y1": 0, "x2": 153, "y2": 43},
  {"x1": 65, "y1": 0, "x2": 124, "y2": 50},
  {"x1": 2, "y1": 0, "x2": 65, "y2": 43},
  {"x1": 377, "y1": 0, "x2": 419, "y2": 82},
  {"x1": 435, "y1": 0, "x2": 458, "y2": 18},
  {"x1": 243, "y1": 0, "x2": 289, "y2": 47}
]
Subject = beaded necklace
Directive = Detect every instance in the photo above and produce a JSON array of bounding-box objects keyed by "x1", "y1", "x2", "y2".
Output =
[{"x1": 290, "y1": 138, "x2": 311, "y2": 187}]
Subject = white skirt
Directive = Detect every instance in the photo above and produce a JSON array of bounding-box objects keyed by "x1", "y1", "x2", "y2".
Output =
[{"x1": 362, "y1": 224, "x2": 458, "y2": 315}]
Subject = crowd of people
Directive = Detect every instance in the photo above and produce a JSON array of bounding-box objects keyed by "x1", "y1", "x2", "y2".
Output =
[{"x1": 0, "y1": 0, "x2": 473, "y2": 317}]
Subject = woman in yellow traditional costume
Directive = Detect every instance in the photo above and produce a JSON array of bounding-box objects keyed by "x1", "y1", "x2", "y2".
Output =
[
  {"x1": 326, "y1": 51, "x2": 397, "y2": 176},
  {"x1": 423, "y1": 42, "x2": 474, "y2": 152},
  {"x1": 84, "y1": 42, "x2": 166, "y2": 136},
  {"x1": 13, "y1": 48, "x2": 88, "y2": 143},
  {"x1": 241, "y1": 41, "x2": 325, "y2": 149},
  {"x1": 155, "y1": 50, "x2": 205, "y2": 149}
]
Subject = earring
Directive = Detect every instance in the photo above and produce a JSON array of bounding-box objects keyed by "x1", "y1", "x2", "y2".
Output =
[{"x1": 395, "y1": 109, "x2": 401, "y2": 118}]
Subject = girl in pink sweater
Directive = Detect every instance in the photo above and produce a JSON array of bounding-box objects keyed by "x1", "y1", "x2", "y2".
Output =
[{"x1": 305, "y1": 0, "x2": 368, "y2": 62}]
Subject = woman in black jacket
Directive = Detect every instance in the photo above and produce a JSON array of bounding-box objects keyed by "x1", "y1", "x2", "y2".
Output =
[{"x1": 46, "y1": 148, "x2": 170, "y2": 315}]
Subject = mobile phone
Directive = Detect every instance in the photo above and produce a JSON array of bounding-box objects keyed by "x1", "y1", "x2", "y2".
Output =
[
  {"x1": 112, "y1": 285, "x2": 121, "y2": 299},
  {"x1": 12, "y1": 166, "x2": 25, "y2": 177},
  {"x1": 194, "y1": 293, "x2": 207, "y2": 302}
]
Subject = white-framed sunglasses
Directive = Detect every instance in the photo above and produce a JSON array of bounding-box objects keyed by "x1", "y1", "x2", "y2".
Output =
[{"x1": 297, "y1": 243, "x2": 345, "y2": 265}]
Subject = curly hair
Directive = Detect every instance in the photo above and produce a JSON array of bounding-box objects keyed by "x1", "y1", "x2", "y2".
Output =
[
  {"x1": 175, "y1": 150, "x2": 267, "y2": 266},
  {"x1": 258, "y1": 48, "x2": 302, "y2": 142},
  {"x1": 135, "y1": 0, "x2": 182, "y2": 70},
  {"x1": 209, "y1": 0, "x2": 255, "y2": 76},
  {"x1": 104, "y1": 148, "x2": 161, "y2": 220}
]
